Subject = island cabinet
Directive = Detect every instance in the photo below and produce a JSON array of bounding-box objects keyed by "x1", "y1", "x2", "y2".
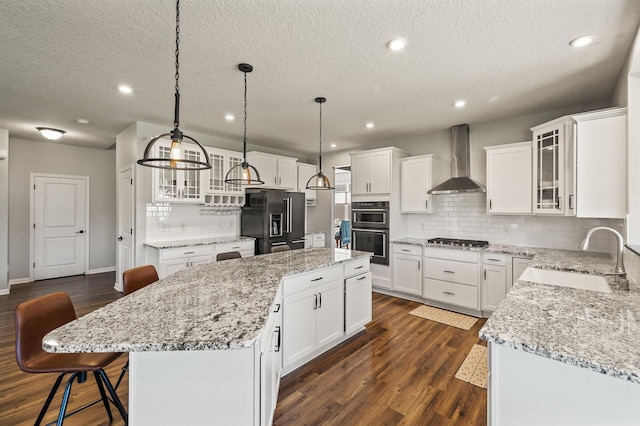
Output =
[
  {"x1": 282, "y1": 264, "x2": 345, "y2": 373},
  {"x1": 344, "y1": 258, "x2": 372, "y2": 334},
  {"x1": 149, "y1": 245, "x2": 214, "y2": 279},
  {"x1": 484, "y1": 142, "x2": 532, "y2": 215}
]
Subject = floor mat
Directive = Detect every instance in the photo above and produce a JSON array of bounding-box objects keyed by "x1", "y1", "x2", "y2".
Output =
[
  {"x1": 454, "y1": 344, "x2": 488, "y2": 389},
  {"x1": 409, "y1": 305, "x2": 478, "y2": 330}
]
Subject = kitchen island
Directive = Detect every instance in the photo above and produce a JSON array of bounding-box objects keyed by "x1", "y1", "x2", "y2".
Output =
[{"x1": 43, "y1": 248, "x2": 372, "y2": 425}]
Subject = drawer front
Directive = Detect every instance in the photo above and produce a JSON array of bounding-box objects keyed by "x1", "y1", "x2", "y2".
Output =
[
  {"x1": 160, "y1": 245, "x2": 214, "y2": 261},
  {"x1": 344, "y1": 258, "x2": 370, "y2": 278},
  {"x1": 483, "y1": 253, "x2": 506, "y2": 266},
  {"x1": 424, "y1": 258, "x2": 478, "y2": 286},
  {"x1": 424, "y1": 278, "x2": 479, "y2": 309},
  {"x1": 312, "y1": 234, "x2": 325, "y2": 241},
  {"x1": 392, "y1": 244, "x2": 422, "y2": 256},
  {"x1": 283, "y1": 264, "x2": 344, "y2": 295},
  {"x1": 215, "y1": 240, "x2": 254, "y2": 254},
  {"x1": 423, "y1": 247, "x2": 479, "y2": 263}
]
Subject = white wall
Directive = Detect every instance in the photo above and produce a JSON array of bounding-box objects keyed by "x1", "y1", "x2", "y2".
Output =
[
  {"x1": 8, "y1": 138, "x2": 116, "y2": 280},
  {"x1": 0, "y1": 130, "x2": 8, "y2": 294}
]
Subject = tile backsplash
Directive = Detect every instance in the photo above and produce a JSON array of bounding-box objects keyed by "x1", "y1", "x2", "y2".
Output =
[
  {"x1": 146, "y1": 203, "x2": 241, "y2": 242},
  {"x1": 406, "y1": 193, "x2": 624, "y2": 255}
]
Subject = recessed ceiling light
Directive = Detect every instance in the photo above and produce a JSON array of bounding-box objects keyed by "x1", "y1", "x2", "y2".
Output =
[
  {"x1": 569, "y1": 35, "x2": 593, "y2": 48},
  {"x1": 387, "y1": 38, "x2": 407, "y2": 51},
  {"x1": 366, "y1": 122, "x2": 375, "y2": 129},
  {"x1": 36, "y1": 127, "x2": 66, "y2": 141},
  {"x1": 454, "y1": 100, "x2": 466, "y2": 108},
  {"x1": 76, "y1": 118, "x2": 90, "y2": 124},
  {"x1": 330, "y1": 143, "x2": 337, "y2": 148},
  {"x1": 118, "y1": 85, "x2": 133, "y2": 94},
  {"x1": 225, "y1": 114, "x2": 235, "y2": 121}
]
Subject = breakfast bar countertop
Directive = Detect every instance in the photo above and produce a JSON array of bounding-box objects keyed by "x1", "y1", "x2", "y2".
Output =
[
  {"x1": 42, "y1": 248, "x2": 371, "y2": 354},
  {"x1": 143, "y1": 235, "x2": 255, "y2": 249}
]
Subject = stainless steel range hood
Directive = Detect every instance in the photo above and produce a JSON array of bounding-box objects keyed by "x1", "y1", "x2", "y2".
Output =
[{"x1": 428, "y1": 124, "x2": 486, "y2": 194}]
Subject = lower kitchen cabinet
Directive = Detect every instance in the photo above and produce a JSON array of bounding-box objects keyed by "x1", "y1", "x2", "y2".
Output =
[
  {"x1": 260, "y1": 292, "x2": 282, "y2": 426},
  {"x1": 392, "y1": 243, "x2": 423, "y2": 296},
  {"x1": 345, "y1": 271, "x2": 372, "y2": 334},
  {"x1": 423, "y1": 248, "x2": 480, "y2": 312},
  {"x1": 147, "y1": 245, "x2": 214, "y2": 279},
  {"x1": 512, "y1": 256, "x2": 532, "y2": 284},
  {"x1": 481, "y1": 254, "x2": 507, "y2": 312}
]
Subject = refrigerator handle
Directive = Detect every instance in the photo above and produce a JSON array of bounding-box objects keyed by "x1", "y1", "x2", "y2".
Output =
[{"x1": 287, "y1": 198, "x2": 292, "y2": 233}]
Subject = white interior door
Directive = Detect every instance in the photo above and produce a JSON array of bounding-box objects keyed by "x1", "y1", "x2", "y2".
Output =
[
  {"x1": 33, "y1": 175, "x2": 87, "y2": 280},
  {"x1": 116, "y1": 166, "x2": 134, "y2": 291}
]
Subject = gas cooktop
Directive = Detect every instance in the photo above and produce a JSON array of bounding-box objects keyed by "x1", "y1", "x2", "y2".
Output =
[{"x1": 427, "y1": 237, "x2": 489, "y2": 248}]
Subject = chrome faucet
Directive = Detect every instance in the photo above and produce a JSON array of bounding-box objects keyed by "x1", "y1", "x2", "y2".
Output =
[{"x1": 580, "y1": 226, "x2": 629, "y2": 290}]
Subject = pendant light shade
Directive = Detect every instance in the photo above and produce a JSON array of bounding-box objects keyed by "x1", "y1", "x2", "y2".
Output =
[
  {"x1": 137, "y1": 0, "x2": 210, "y2": 171},
  {"x1": 306, "y1": 97, "x2": 334, "y2": 190},
  {"x1": 224, "y1": 63, "x2": 264, "y2": 185}
]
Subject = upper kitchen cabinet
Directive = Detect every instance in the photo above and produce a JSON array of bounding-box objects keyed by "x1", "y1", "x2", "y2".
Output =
[
  {"x1": 484, "y1": 142, "x2": 532, "y2": 215},
  {"x1": 351, "y1": 147, "x2": 408, "y2": 196},
  {"x1": 152, "y1": 139, "x2": 204, "y2": 204},
  {"x1": 531, "y1": 107, "x2": 627, "y2": 218},
  {"x1": 572, "y1": 108, "x2": 626, "y2": 219},
  {"x1": 297, "y1": 162, "x2": 317, "y2": 205},
  {"x1": 400, "y1": 154, "x2": 449, "y2": 213},
  {"x1": 247, "y1": 152, "x2": 297, "y2": 190},
  {"x1": 205, "y1": 148, "x2": 245, "y2": 205}
]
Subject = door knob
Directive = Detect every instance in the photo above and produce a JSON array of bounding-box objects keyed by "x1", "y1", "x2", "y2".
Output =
[
  {"x1": 117, "y1": 236, "x2": 123, "y2": 241},
  {"x1": 76, "y1": 230, "x2": 85, "y2": 234}
]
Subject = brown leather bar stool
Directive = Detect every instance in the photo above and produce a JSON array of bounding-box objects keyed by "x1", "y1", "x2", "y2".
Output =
[
  {"x1": 122, "y1": 264, "x2": 159, "y2": 296},
  {"x1": 271, "y1": 245, "x2": 291, "y2": 253},
  {"x1": 15, "y1": 292, "x2": 128, "y2": 425},
  {"x1": 216, "y1": 251, "x2": 241, "y2": 261}
]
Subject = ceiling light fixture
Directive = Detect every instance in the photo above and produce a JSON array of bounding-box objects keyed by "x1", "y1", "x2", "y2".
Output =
[
  {"x1": 330, "y1": 143, "x2": 337, "y2": 148},
  {"x1": 76, "y1": 118, "x2": 90, "y2": 124},
  {"x1": 366, "y1": 122, "x2": 375, "y2": 129},
  {"x1": 387, "y1": 38, "x2": 407, "y2": 51},
  {"x1": 306, "y1": 97, "x2": 334, "y2": 190},
  {"x1": 118, "y1": 85, "x2": 133, "y2": 94},
  {"x1": 454, "y1": 100, "x2": 466, "y2": 108},
  {"x1": 36, "y1": 127, "x2": 65, "y2": 141},
  {"x1": 224, "y1": 63, "x2": 264, "y2": 185},
  {"x1": 225, "y1": 114, "x2": 235, "y2": 121},
  {"x1": 137, "y1": 0, "x2": 210, "y2": 171},
  {"x1": 569, "y1": 35, "x2": 593, "y2": 48}
]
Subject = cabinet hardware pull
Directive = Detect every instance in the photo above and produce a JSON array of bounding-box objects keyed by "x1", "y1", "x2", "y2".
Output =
[
  {"x1": 184, "y1": 251, "x2": 195, "y2": 254},
  {"x1": 313, "y1": 294, "x2": 318, "y2": 309},
  {"x1": 443, "y1": 270, "x2": 455, "y2": 274},
  {"x1": 311, "y1": 277, "x2": 323, "y2": 282},
  {"x1": 357, "y1": 276, "x2": 367, "y2": 280},
  {"x1": 232, "y1": 246, "x2": 240, "y2": 249},
  {"x1": 402, "y1": 249, "x2": 411, "y2": 252},
  {"x1": 426, "y1": 199, "x2": 428, "y2": 210},
  {"x1": 354, "y1": 265, "x2": 364, "y2": 269},
  {"x1": 489, "y1": 199, "x2": 492, "y2": 210},
  {"x1": 569, "y1": 195, "x2": 574, "y2": 210},
  {"x1": 275, "y1": 326, "x2": 281, "y2": 352},
  {"x1": 487, "y1": 258, "x2": 500, "y2": 262},
  {"x1": 443, "y1": 291, "x2": 455, "y2": 295},
  {"x1": 484, "y1": 269, "x2": 487, "y2": 280},
  {"x1": 556, "y1": 196, "x2": 562, "y2": 210},
  {"x1": 418, "y1": 261, "x2": 421, "y2": 271},
  {"x1": 318, "y1": 292, "x2": 322, "y2": 308},
  {"x1": 273, "y1": 303, "x2": 281, "y2": 313}
]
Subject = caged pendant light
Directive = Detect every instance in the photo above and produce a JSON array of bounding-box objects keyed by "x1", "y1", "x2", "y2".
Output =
[
  {"x1": 306, "y1": 97, "x2": 334, "y2": 190},
  {"x1": 224, "y1": 63, "x2": 264, "y2": 185},
  {"x1": 137, "y1": 0, "x2": 211, "y2": 171}
]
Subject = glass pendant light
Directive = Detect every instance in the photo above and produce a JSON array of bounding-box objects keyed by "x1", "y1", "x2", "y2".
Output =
[
  {"x1": 224, "y1": 63, "x2": 264, "y2": 185},
  {"x1": 306, "y1": 97, "x2": 334, "y2": 190},
  {"x1": 137, "y1": 0, "x2": 211, "y2": 171}
]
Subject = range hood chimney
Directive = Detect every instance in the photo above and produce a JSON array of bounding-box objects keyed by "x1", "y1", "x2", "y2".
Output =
[{"x1": 428, "y1": 124, "x2": 486, "y2": 194}]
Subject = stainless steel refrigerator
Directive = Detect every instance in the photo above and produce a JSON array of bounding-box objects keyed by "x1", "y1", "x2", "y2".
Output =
[{"x1": 241, "y1": 189, "x2": 306, "y2": 254}]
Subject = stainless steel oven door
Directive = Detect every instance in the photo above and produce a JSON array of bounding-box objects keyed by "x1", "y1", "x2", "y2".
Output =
[
  {"x1": 351, "y1": 228, "x2": 389, "y2": 265},
  {"x1": 352, "y1": 209, "x2": 388, "y2": 229}
]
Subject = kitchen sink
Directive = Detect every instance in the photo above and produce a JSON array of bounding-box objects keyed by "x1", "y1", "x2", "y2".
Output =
[{"x1": 518, "y1": 267, "x2": 612, "y2": 293}]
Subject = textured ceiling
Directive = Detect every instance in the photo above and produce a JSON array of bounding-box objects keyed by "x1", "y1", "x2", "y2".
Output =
[{"x1": 0, "y1": 0, "x2": 639, "y2": 154}]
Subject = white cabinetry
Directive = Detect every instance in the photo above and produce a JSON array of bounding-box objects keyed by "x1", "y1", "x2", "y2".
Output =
[
  {"x1": 512, "y1": 256, "x2": 532, "y2": 285},
  {"x1": 481, "y1": 254, "x2": 507, "y2": 313},
  {"x1": 282, "y1": 265, "x2": 344, "y2": 372},
  {"x1": 400, "y1": 155, "x2": 449, "y2": 213},
  {"x1": 485, "y1": 142, "x2": 532, "y2": 215},
  {"x1": 351, "y1": 148, "x2": 407, "y2": 195},
  {"x1": 423, "y1": 248, "x2": 480, "y2": 312},
  {"x1": 205, "y1": 148, "x2": 245, "y2": 205},
  {"x1": 247, "y1": 152, "x2": 297, "y2": 190},
  {"x1": 214, "y1": 240, "x2": 255, "y2": 259},
  {"x1": 147, "y1": 245, "x2": 214, "y2": 279},
  {"x1": 311, "y1": 233, "x2": 325, "y2": 248},
  {"x1": 297, "y1": 162, "x2": 317, "y2": 205},
  {"x1": 344, "y1": 258, "x2": 372, "y2": 335},
  {"x1": 392, "y1": 243, "x2": 423, "y2": 296},
  {"x1": 152, "y1": 139, "x2": 204, "y2": 203},
  {"x1": 260, "y1": 290, "x2": 282, "y2": 426}
]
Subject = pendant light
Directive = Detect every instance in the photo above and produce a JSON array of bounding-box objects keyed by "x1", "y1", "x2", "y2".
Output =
[
  {"x1": 137, "y1": 0, "x2": 210, "y2": 171},
  {"x1": 224, "y1": 63, "x2": 264, "y2": 185},
  {"x1": 306, "y1": 97, "x2": 334, "y2": 190}
]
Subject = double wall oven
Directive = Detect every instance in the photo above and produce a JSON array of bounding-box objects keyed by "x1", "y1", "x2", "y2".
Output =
[{"x1": 351, "y1": 201, "x2": 389, "y2": 265}]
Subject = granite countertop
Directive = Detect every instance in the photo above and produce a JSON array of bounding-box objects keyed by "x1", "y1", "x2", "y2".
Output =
[
  {"x1": 43, "y1": 248, "x2": 371, "y2": 354},
  {"x1": 392, "y1": 237, "x2": 640, "y2": 384},
  {"x1": 144, "y1": 236, "x2": 255, "y2": 249}
]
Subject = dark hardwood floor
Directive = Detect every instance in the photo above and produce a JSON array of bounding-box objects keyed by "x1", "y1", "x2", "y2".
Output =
[{"x1": 1, "y1": 273, "x2": 486, "y2": 425}]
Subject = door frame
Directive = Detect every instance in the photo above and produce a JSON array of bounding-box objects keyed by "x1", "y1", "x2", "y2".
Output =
[
  {"x1": 29, "y1": 173, "x2": 90, "y2": 282},
  {"x1": 116, "y1": 164, "x2": 135, "y2": 291}
]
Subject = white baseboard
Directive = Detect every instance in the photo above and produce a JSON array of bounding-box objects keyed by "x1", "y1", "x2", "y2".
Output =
[
  {"x1": 9, "y1": 278, "x2": 31, "y2": 286},
  {"x1": 0, "y1": 288, "x2": 9, "y2": 295},
  {"x1": 88, "y1": 267, "x2": 116, "y2": 275}
]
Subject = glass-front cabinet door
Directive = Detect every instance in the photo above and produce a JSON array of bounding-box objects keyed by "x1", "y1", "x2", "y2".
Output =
[
  {"x1": 532, "y1": 121, "x2": 567, "y2": 215},
  {"x1": 204, "y1": 148, "x2": 245, "y2": 205},
  {"x1": 152, "y1": 139, "x2": 203, "y2": 203}
]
